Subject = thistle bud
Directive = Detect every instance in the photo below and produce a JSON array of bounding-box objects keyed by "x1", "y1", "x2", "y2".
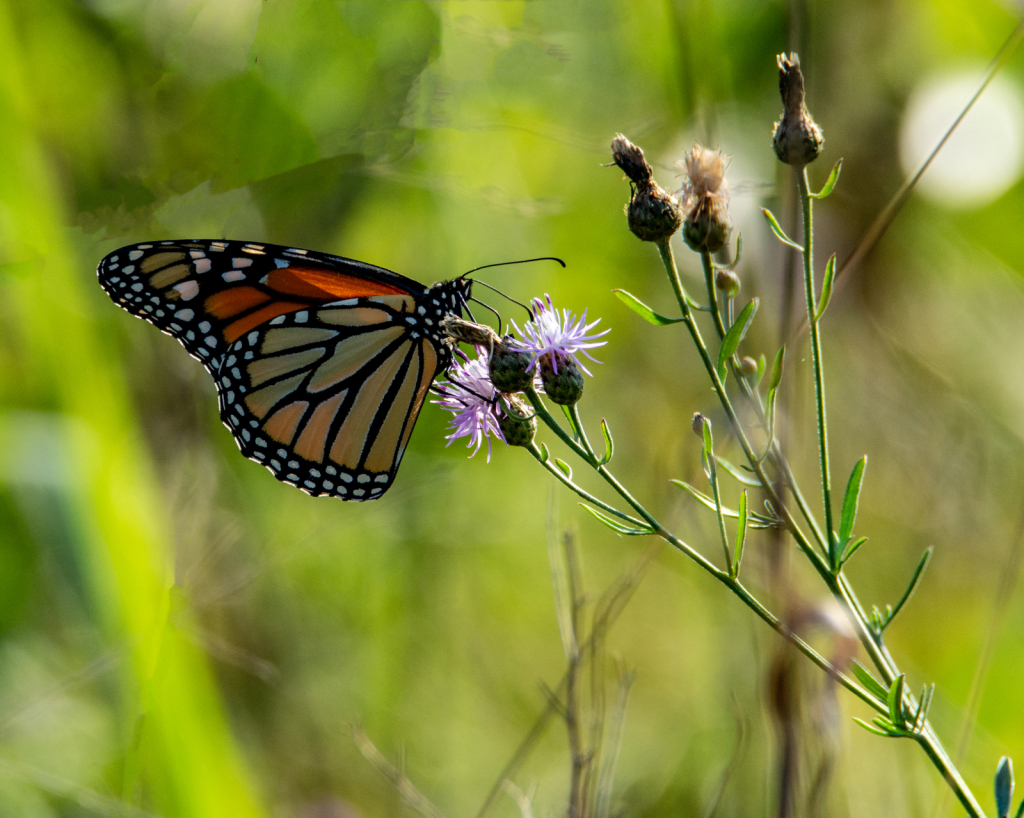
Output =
[
  {"x1": 692, "y1": 412, "x2": 706, "y2": 438},
  {"x1": 488, "y1": 335, "x2": 536, "y2": 393},
  {"x1": 611, "y1": 134, "x2": 682, "y2": 243},
  {"x1": 738, "y1": 356, "x2": 758, "y2": 377},
  {"x1": 715, "y1": 268, "x2": 740, "y2": 298},
  {"x1": 540, "y1": 354, "x2": 584, "y2": 406},
  {"x1": 678, "y1": 144, "x2": 733, "y2": 254},
  {"x1": 772, "y1": 53, "x2": 824, "y2": 166},
  {"x1": 498, "y1": 395, "x2": 537, "y2": 447}
]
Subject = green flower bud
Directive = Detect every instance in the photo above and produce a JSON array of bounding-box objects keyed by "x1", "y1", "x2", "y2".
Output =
[
  {"x1": 738, "y1": 356, "x2": 758, "y2": 377},
  {"x1": 715, "y1": 268, "x2": 740, "y2": 298},
  {"x1": 488, "y1": 335, "x2": 535, "y2": 393},
  {"x1": 498, "y1": 395, "x2": 537, "y2": 447},
  {"x1": 540, "y1": 354, "x2": 584, "y2": 406},
  {"x1": 692, "y1": 412, "x2": 706, "y2": 438},
  {"x1": 772, "y1": 53, "x2": 824, "y2": 167},
  {"x1": 611, "y1": 134, "x2": 683, "y2": 243}
]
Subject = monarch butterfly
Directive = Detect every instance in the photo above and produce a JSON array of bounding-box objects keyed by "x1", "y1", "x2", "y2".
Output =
[{"x1": 98, "y1": 239, "x2": 471, "y2": 501}]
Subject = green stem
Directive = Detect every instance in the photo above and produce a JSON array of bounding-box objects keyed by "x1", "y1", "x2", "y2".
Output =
[{"x1": 799, "y1": 168, "x2": 837, "y2": 570}]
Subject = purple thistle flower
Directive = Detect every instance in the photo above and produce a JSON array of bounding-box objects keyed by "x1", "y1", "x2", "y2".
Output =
[
  {"x1": 510, "y1": 295, "x2": 610, "y2": 375},
  {"x1": 433, "y1": 349, "x2": 505, "y2": 460}
]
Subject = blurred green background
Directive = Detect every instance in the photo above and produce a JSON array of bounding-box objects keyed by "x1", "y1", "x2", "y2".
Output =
[{"x1": 1, "y1": 0, "x2": 1024, "y2": 816}]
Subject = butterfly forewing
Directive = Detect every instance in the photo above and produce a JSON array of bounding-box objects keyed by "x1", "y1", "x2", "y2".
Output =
[{"x1": 98, "y1": 239, "x2": 470, "y2": 500}]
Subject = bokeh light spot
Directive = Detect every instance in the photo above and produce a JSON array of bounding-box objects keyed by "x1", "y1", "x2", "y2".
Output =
[{"x1": 899, "y1": 69, "x2": 1024, "y2": 209}]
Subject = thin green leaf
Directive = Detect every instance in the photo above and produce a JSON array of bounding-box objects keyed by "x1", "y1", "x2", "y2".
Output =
[
  {"x1": 811, "y1": 158, "x2": 843, "y2": 198},
  {"x1": 716, "y1": 232, "x2": 743, "y2": 270},
  {"x1": 732, "y1": 490, "x2": 748, "y2": 578},
  {"x1": 716, "y1": 457, "x2": 762, "y2": 487},
  {"x1": 850, "y1": 660, "x2": 889, "y2": 703},
  {"x1": 887, "y1": 674, "x2": 907, "y2": 728},
  {"x1": 580, "y1": 504, "x2": 653, "y2": 536},
  {"x1": 717, "y1": 298, "x2": 759, "y2": 381},
  {"x1": 872, "y1": 716, "x2": 908, "y2": 737},
  {"x1": 761, "y1": 208, "x2": 804, "y2": 251},
  {"x1": 841, "y1": 536, "x2": 869, "y2": 565},
  {"x1": 839, "y1": 456, "x2": 867, "y2": 545},
  {"x1": 613, "y1": 289, "x2": 684, "y2": 326},
  {"x1": 755, "y1": 353, "x2": 767, "y2": 386},
  {"x1": 702, "y1": 416, "x2": 714, "y2": 456},
  {"x1": 912, "y1": 683, "x2": 934, "y2": 733},
  {"x1": 853, "y1": 717, "x2": 897, "y2": 738},
  {"x1": 815, "y1": 254, "x2": 837, "y2": 321},
  {"x1": 997, "y1": 757, "x2": 1014, "y2": 818},
  {"x1": 1014, "y1": 798, "x2": 1024, "y2": 818},
  {"x1": 768, "y1": 346, "x2": 786, "y2": 392},
  {"x1": 555, "y1": 459, "x2": 572, "y2": 479},
  {"x1": 882, "y1": 548, "x2": 933, "y2": 631},
  {"x1": 599, "y1": 417, "x2": 614, "y2": 465},
  {"x1": 672, "y1": 481, "x2": 739, "y2": 519}
]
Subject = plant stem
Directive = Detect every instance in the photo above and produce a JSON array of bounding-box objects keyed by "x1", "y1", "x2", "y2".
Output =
[{"x1": 798, "y1": 167, "x2": 837, "y2": 570}]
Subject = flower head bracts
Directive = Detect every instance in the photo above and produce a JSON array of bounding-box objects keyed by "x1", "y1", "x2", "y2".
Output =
[
  {"x1": 433, "y1": 349, "x2": 505, "y2": 461},
  {"x1": 510, "y1": 295, "x2": 609, "y2": 376}
]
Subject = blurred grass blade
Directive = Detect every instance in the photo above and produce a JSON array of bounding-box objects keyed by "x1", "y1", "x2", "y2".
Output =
[
  {"x1": 717, "y1": 298, "x2": 759, "y2": 381},
  {"x1": 580, "y1": 504, "x2": 653, "y2": 535},
  {"x1": 839, "y1": 456, "x2": 867, "y2": 545},
  {"x1": 595, "y1": 671, "x2": 634, "y2": 818},
  {"x1": 761, "y1": 208, "x2": 804, "y2": 251},
  {"x1": 613, "y1": 289, "x2": 684, "y2": 326},
  {"x1": 815, "y1": 254, "x2": 837, "y2": 321},
  {"x1": 997, "y1": 757, "x2": 1014, "y2": 818},
  {"x1": 883, "y1": 548, "x2": 933, "y2": 631},
  {"x1": 811, "y1": 158, "x2": 843, "y2": 198}
]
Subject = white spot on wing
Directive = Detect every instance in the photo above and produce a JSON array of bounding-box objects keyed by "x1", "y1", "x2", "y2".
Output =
[
  {"x1": 174, "y1": 281, "x2": 200, "y2": 301},
  {"x1": 232, "y1": 258, "x2": 253, "y2": 268}
]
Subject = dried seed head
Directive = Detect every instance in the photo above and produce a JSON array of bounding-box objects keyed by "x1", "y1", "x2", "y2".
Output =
[
  {"x1": 715, "y1": 268, "x2": 740, "y2": 298},
  {"x1": 540, "y1": 353, "x2": 585, "y2": 406},
  {"x1": 611, "y1": 133, "x2": 683, "y2": 243},
  {"x1": 488, "y1": 334, "x2": 536, "y2": 393},
  {"x1": 678, "y1": 143, "x2": 733, "y2": 254},
  {"x1": 497, "y1": 394, "x2": 537, "y2": 447},
  {"x1": 772, "y1": 53, "x2": 824, "y2": 166},
  {"x1": 441, "y1": 315, "x2": 500, "y2": 348}
]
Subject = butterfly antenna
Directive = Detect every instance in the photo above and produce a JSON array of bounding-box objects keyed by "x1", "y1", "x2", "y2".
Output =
[
  {"x1": 472, "y1": 280, "x2": 535, "y2": 321},
  {"x1": 462, "y1": 256, "x2": 565, "y2": 277},
  {"x1": 469, "y1": 296, "x2": 504, "y2": 329}
]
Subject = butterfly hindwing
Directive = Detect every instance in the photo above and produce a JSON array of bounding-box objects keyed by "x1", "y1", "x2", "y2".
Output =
[
  {"x1": 216, "y1": 295, "x2": 442, "y2": 500},
  {"x1": 98, "y1": 239, "x2": 472, "y2": 501}
]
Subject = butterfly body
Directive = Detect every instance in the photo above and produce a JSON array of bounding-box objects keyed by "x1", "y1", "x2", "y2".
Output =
[{"x1": 98, "y1": 240, "x2": 470, "y2": 500}]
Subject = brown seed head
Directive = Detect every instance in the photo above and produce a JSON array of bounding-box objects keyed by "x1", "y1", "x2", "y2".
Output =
[
  {"x1": 611, "y1": 134, "x2": 682, "y2": 243},
  {"x1": 772, "y1": 53, "x2": 824, "y2": 166},
  {"x1": 678, "y1": 143, "x2": 733, "y2": 254}
]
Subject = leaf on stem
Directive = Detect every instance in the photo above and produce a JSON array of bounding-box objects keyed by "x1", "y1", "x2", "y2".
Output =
[
  {"x1": 815, "y1": 254, "x2": 837, "y2": 321},
  {"x1": 732, "y1": 490, "x2": 748, "y2": 578},
  {"x1": 599, "y1": 418, "x2": 614, "y2": 465},
  {"x1": 671, "y1": 481, "x2": 778, "y2": 528},
  {"x1": 761, "y1": 208, "x2": 804, "y2": 252},
  {"x1": 555, "y1": 458, "x2": 573, "y2": 480},
  {"x1": 539, "y1": 442, "x2": 551, "y2": 462},
  {"x1": 702, "y1": 416, "x2": 714, "y2": 456},
  {"x1": 716, "y1": 457, "x2": 762, "y2": 487},
  {"x1": 882, "y1": 547, "x2": 933, "y2": 631},
  {"x1": 911, "y1": 683, "x2": 934, "y2": 734},
  {"x1": 613, "y1": 289, "x2": 684, "y2": 326},
  {"x1": 996, "y1": 757, "x2": 1014, "y2": 818},
  {"x1": 717, "y1": 298, "x2": 759, "y2": 382},
  {"x1": 838, "y1": 456, "x2": 867, "y2": 546},
  {"x1": 841, "y1": 536, "x2": 868, "y2": 565},
  {"x1": 851, "y1": 660, "x2": 889, "y2": 703},
  {"x1": 853, "y1": 717, "x2": 899, "y2": 738},
  {"x1": 811, "y1": 158, "x2": 843, "y2": 199},
  {"x1": 755, "y1": 353, "x2": 767, "y2": 387},
  {"x1": 580, "y1": 504, "x2": 653, "y2": 536},
  {"x1": 887, "y1": 673, "x2": 907, "y2": 728},
  {"x1": 768, "y1": 346, "x2": 786, "y2": 392}
]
